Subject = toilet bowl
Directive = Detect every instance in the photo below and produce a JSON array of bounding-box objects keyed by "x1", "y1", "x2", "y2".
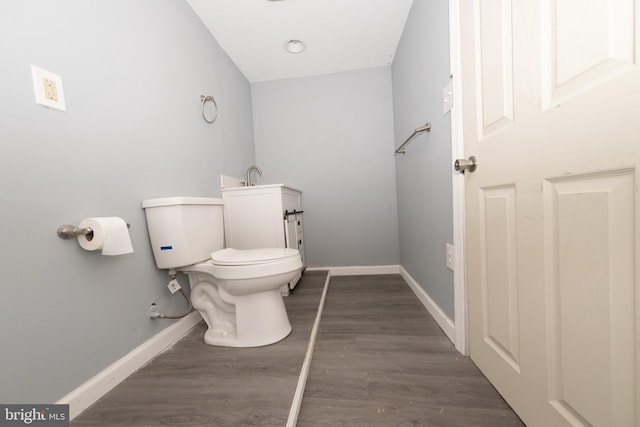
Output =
[
  {"x1": 141, "y1": 197, "x2": 303, "y2": 348},
  {"x1": 181, "y1": 248, "x2": 302, "y2": 347}
]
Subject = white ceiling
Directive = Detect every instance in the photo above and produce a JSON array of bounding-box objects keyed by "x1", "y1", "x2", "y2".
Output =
[{"x1": 186, "y1": 0, "x2": 414, "y2": 83}]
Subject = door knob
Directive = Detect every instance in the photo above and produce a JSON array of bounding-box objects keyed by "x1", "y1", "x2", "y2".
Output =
[{"x1": 454, "y1": 156, "x2": 477, "y2": 173}]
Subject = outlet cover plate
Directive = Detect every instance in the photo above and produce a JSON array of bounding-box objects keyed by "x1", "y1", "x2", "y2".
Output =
[{"x1": 31, "y1": 65, "x2": 66, "y2": 111}]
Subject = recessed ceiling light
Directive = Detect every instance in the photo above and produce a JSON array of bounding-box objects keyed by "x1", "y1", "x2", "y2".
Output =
[{"x1": 284, "y1": 39, "x2": 306, "y2": 54}]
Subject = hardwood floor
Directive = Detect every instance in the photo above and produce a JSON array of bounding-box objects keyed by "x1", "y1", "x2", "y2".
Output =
[{"x1": 71, "y1": 272, "x2": 523, "y2": 426}]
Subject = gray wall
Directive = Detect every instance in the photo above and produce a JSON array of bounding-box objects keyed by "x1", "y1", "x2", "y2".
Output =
[
  {"x1": 0, "y1": 0, "x2": 254, "y2": 403},
  {"x1": 392, "y1": 0, "x2": 454, "y2": 318},
  {"x1": 0, "y1": 0, "x2": 455, "y2": 406},
  {"x1": 252, "y1": 67, "x2": 400, "y2": 267}
]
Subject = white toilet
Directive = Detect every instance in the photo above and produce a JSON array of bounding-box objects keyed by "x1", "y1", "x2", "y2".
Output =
[{"x1": 141, "y1": 197, "x2": 303, "y2": 347}]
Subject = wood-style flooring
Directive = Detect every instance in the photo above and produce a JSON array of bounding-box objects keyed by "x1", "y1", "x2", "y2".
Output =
[
  {"x1": 71, "y1": 271, "x2": 523, "y2": 426},
  {"x1": 297, "y1": 274, "x2": 524, "y2": 426}
]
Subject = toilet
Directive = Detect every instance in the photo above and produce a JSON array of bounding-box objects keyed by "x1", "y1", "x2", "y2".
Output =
[{"x1": 141, "y1": 197, "x2": 303, "y2": 347}]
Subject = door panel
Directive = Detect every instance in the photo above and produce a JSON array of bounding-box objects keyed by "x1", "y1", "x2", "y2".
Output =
[
  {"x1": 544, "y1": 170, "x2": 636, "y2": 426},
  {"x1": 477, "y1": 0, "x2": 515, "y2": 136},
  {"x1": 480, "y1": 185, "x2": 520, "y2": 370},
  {"x1": 460, "y1": 0, "x2": 639, "y2": 425},
  {"x1": 543, "y1": 0, "x2": 637, "y2": 106}
]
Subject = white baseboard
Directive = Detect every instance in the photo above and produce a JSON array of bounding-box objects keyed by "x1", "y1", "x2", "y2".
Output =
[
  {"x1": 399, "y1": 266, "x2": 456, "y2": 344},
  {"x1": 58, "y1": 311, "x2": 202, "y2": 420},
  {"x1": 306, "y1": 265, "x2": 400, "y2": 276}
]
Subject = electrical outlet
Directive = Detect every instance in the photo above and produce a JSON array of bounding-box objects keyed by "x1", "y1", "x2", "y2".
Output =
[
  {"x1": 31, "y1": 65, "x2": 66, "y2": 111},
  {"x1": 147, "y1": 303, "x2": 159, "y2": 318},
  {"x1": 446, "y1": 243, "x2": 454, "y2": 271},
  {"x1": 43, "y1": 77, "x2": 58, "y2": 101}
]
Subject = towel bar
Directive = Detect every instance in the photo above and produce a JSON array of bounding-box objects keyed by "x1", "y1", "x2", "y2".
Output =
[{"x1": 394, "y1": 122, "x2": 431, "y2": 155}]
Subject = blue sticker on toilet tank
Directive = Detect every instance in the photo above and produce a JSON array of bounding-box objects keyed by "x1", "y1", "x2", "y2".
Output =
[{"x1": 160, "y1": 245, "x2": 173, "y2": 251}]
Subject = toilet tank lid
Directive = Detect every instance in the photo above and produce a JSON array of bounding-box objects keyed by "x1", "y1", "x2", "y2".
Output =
[
  {"x1": 141, "y1": 197, "x2": 223, "y2": 208},
  {"x1": 211, "y1": 248, "x2": 299, "y2": 265}
]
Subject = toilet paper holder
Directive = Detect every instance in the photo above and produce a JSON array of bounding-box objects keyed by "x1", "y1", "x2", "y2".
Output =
[{"x1": 57, "y1": 223, "x2": 130, "y2": 240}]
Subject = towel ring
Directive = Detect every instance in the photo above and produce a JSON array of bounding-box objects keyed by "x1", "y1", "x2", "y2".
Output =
[{"x1": 200, "y1": 95, "x2": 218, "y2": 124}]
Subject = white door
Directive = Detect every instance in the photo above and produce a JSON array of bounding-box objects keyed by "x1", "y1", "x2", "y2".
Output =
[{"x1": 459, "y1": 0, "x2": 639, "y2": 425}]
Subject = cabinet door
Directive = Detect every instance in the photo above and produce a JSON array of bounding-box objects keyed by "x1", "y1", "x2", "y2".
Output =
[
  {"x1": 284, "y1": 215, "x2": 298, "y2": 250},
  {"x1": 294, "y1": 213, "x2": 304, "y2": 265},
  {"x1": 284, "y1": 213, "x2": 303, "y2": 248}
]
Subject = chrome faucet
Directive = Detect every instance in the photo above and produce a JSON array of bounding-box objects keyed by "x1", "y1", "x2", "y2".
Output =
[{"x1": 245, "y1": 165, "x2": 262, "y2": 186}]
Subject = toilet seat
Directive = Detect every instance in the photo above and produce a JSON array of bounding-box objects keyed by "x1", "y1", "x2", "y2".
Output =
[
  {"x1": 211, "y1": 248, "x2": 299, "y2": 265},
  {"x1": 209, "y1": 248, "x2": 302, "y2": 280}
]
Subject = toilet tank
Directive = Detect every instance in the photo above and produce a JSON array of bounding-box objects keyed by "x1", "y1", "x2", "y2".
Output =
[{"x1": 141, "y1": 197, "x2": 224, "y2": 269}]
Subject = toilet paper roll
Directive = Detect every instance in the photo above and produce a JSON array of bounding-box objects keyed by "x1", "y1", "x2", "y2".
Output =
[{"x1": 77, "y1": 217, "x2": 134, "y2": 256}]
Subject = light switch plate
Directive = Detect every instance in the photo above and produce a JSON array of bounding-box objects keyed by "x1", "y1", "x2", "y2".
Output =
[
  {"x1": 31, "y1": 65, "x2": 66, "y2": 111},
  {"x1": 446, "y1": 243, "x2": 454, "y2": 271},
  {"x1": 442, "y1": 78, "x2": 453, "y2": 115}
]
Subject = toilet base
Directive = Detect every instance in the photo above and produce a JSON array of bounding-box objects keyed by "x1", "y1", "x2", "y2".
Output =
[
  {"x1": 203, "y1": 322, "x2": 291, "y2": 348},
  {"x1": 192, "y1": 283, "x2": 292, "y2": 347}
]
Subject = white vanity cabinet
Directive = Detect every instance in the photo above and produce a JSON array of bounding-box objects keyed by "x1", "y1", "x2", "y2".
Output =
[{"x1": 221, "y1": 184, "x2": 305, "y2": 292}]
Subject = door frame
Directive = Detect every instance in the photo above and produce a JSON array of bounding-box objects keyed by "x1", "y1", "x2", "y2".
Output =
[{"x1": 449, "y1": 0, "x2": 468, "y2": 356}]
